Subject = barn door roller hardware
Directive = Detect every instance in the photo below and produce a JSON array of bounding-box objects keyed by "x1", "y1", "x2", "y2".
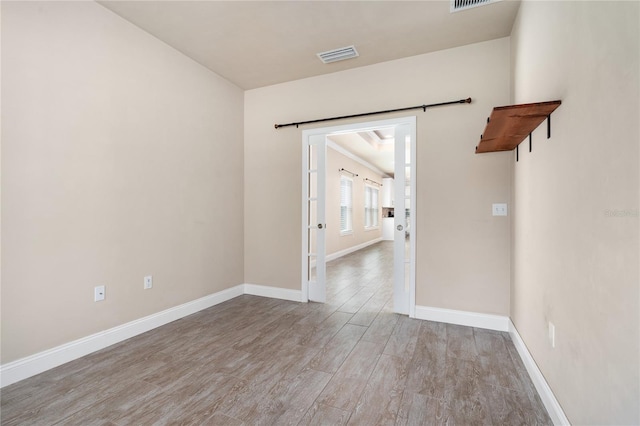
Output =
[{"x1": 275, "y1": 98, "x2": 472, "y2": 129}]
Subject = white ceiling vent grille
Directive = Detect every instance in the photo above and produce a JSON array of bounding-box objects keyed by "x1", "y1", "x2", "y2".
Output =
[
  {"x1": 450, "y1": 0, "x2": 495, "y2": 13},
  {"x1": 317, "y1": 46, "x2": 359, "y2": 64}
]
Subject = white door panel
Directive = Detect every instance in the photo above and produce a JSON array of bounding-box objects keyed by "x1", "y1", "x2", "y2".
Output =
[
  {"x1": 394, "y1": 124, "x2": 411, "y2": 315},
  {"x1": 302, "y1": 117, "x2": 415, "y2": 316},
  {"x1": 303, "y1": 133, "x2": 326, "y2": 303}
]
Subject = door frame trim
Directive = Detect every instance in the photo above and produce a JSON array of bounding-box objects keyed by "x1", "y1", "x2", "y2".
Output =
[{"x1": 301, "y1": 116, "x2": 417, "y2": 317}]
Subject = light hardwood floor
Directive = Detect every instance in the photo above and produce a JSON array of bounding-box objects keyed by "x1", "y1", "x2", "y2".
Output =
[{"x1": 1, "y1": 242, "x2": 551, "y2": 425}]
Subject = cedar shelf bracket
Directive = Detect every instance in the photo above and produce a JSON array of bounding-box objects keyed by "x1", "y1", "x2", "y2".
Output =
[{"x1": 475, "y1": 100, "x2": 561, "y2": 160}]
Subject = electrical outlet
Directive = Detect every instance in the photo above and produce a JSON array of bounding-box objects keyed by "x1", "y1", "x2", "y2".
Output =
[
  {"x1": 144, "y1": 275, "x2": 153, "y2": 290},
  {"x1": 94, "y1": 285, "x2": 105, "y2": 302},
  {"x1": 548, "y1": 322, "x2": 556, "y2": 348},
  {"x1": 492, "y1": 203, "x2": 508, "y2": 216}
]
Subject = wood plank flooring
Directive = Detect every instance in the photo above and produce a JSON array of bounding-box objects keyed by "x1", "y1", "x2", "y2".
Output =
[{"x1": 1, "y1": 242, "x2": 552, "y2": 425}]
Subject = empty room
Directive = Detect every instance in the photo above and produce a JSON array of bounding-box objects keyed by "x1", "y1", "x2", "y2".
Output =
[{"x1": 1, "y1": 1, "x2": 638, "y2": 425}]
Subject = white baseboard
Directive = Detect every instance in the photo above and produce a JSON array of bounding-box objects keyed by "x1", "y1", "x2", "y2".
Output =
[
  {"x1": 413, "y1": 306, "x2": 569, "y2": 424},
  {"x1": 414, "y1": 305, "x2": 510, "y2": 332},
  {"x1": 326, "y1": 237, "x2": 383, "y2": 263},
  {"x1": 1, "y1": 284, "x2": 248, "y2": 388},
  {"x1": 508, "y1": 320, "x2": 570, "y2": 426},
  {"x1": 1, "y1": 283, "x2": 304, "y2": 387},
  {"x1": 0, "y1": 285, "x2": 569, "y2": 426},
  {"x1": 243, "y1": 283, "x2": 303, "y2": 302}
]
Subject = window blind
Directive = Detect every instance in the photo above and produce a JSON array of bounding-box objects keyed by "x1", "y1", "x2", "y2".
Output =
[
  {"x1": 365, "y1": 185, "x2": 379, "y2": 228},
  {"x1": 340, "y1": 176, "x2": 353, "y2": 233}
]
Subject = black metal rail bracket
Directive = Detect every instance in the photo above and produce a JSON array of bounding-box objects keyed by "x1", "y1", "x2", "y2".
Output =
[{"x1": 518, "y1": 114, "x2": 553, "y2": 163}]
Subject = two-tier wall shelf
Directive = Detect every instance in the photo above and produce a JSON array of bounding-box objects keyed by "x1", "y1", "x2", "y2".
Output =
[{"x1": 475, "y1": 100, "x2": 561, "y2": 154}]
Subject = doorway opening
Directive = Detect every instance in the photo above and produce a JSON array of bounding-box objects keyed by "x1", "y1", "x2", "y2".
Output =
[{"x1": 301, "y1": 116, "x2": 416, "y2": 317}]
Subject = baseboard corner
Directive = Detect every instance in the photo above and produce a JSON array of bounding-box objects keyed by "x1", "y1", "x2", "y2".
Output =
[
  {"x1": 414, "y1": 305, "x2": 510, "y2": 332},
  {"x1": 243, "y1": 283, "x2": 303, "y2": 302}
]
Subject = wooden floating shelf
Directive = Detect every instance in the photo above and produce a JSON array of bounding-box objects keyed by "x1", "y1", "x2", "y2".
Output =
[{"x1": 475, "y1": 100, "x2": 561, "y2": 154}]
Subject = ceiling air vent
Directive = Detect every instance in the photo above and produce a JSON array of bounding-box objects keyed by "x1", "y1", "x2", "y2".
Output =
[
  {"x1": 317, "y1": 45, "x2": 359, "y2": 64},
  {"x1": 450, "y1": 0, "x2": 495, "y2": 13}
]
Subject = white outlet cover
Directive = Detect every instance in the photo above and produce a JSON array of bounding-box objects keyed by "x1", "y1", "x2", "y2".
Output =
[
  {"x1": 144, "y1": 275, "x2": 153, "y2": 289},
  {"x1": 94, "y1": 285, "x2": 105, "y2": 302},
  {"x1": 492, "y1": 203, "x2": 507, "y2": 216}
]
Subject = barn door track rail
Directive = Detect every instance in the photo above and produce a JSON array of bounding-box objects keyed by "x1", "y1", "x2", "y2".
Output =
[{"x1": 274, "y1": 97, "x2": 472, "y2": 129}]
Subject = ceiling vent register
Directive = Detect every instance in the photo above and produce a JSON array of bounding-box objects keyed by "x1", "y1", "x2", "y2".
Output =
[
  {"x1": 450, "y1": 0, "x2": 495, "y2": 13},
  {"x1": 317, "y1": 46, "x2": 359, "y2": 64}
]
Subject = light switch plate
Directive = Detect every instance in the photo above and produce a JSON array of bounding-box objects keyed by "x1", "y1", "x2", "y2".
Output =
[
  {"x1": 492, "y1": 203, "x2": 507, "y2": 216},
  {"x1": 94, "y1": 285, "x2": 105, "y2": 302}
]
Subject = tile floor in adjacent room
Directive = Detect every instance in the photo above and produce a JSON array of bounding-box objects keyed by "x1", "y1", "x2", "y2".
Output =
[{"x1": 0, "y1": 242, "x2": 552, "y2": 425}]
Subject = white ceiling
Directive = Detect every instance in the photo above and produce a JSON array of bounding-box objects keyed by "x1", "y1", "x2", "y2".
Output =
[
  {"x1": 98, "y1": 0, "x2": 521, "y2": 90},
  {"x1": 98, "y1": 0, "x2": 520, "y2": 181},
  {"x1": 329, "y1": 130, "x2": 396, "y2": 177}
]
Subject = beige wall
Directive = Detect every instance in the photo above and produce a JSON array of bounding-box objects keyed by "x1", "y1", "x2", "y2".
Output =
[
  {"x1": 1, "y1": 2, "x2": 244, "y2": 363},
  {"x1": 510, "y1": 1, "x2": 639, "y2": 424},
  {"x1": 325, "y1": 146, "x2": 383, "y2": 256},
  {"x1": 245, "y1": 38, "x2": 511, "y2": 315}
]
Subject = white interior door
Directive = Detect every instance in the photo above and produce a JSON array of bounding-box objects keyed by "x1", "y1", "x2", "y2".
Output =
[
  {"x1": 302, "y1": 117, "x2": 415, "y2": 313},
  {"x1": 303, "y1": 132, "x2": 326, "y2": 302},
  {"x1": 393, "y1": 122, "x2": 415, "y2": 315}
]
